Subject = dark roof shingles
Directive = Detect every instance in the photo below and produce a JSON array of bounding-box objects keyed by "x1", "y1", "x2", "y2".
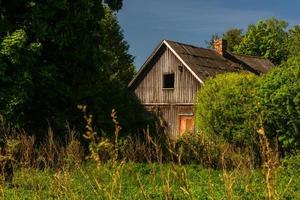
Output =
[
  {"x1": 166, "y1": 40, "x2": 274, "y2": 81},
  {"x1": 231, "y1": 53, "x2": 274, "y2": 74},
  {"x1": 166, "y1": 40, "x2": 242, "y2": 81}
]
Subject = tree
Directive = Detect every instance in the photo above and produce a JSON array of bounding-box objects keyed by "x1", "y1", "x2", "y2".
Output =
[
  {"x1": 256, "y1": 58, "x2": 300, "y2": 152},
  {"x1": 223, "y1": 28, "x2": 243, "y2": 52},
  {"x1": 206, "y1": 28, "x2": 243, "y2": 51},
  {"x1": 100, "y1": 9, "x2": 135, "y2": 84},
  {"x1": 286, "y1": 25, "x2": 300, "y2": 58},
  {"x1": 235, "y1": 18, "x2": 288, "y2": 65},
  {"x1": 0, "y1": 0, "x2": 149, "y2": 138},
  {"x1": 105, "y1": 0, "x2": 123, "y2": 11},
  {"x1": 0, "y1": 29, "x2": 35, "y2": 127}
]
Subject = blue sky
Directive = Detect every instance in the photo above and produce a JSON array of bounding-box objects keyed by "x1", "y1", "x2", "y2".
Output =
[{"x1": 117, "y1": 0, "x2": 300, "y2": 69}]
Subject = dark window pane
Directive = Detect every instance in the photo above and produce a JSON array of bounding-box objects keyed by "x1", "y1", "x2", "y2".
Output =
[{"x1": 163, "y1": 73, "x2": 174, "y2": 88}]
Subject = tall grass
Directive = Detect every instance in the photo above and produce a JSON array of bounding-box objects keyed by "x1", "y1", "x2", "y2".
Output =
[{"x1": 0, "y1": 112, "x2": 299, "y2": 199}]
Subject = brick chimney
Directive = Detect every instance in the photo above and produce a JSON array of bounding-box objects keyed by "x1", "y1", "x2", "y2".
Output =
[{"x1": 214, "y1": 39, "x2": 227, "y2": 56}]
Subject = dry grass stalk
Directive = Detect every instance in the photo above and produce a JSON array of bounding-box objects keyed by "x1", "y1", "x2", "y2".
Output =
[
  {"x1": 135, "y1": 172, "x2": 149, "y2": 200},
  {"x1": 220, "y1": 144, "x2": 234, "y2": 200},
  {"x1": 258, "y1": 127, "x2": 280, "y2": 200}
]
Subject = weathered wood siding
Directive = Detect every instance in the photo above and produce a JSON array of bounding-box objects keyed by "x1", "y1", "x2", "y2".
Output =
[
  {"x1": 133, "y1": 45, "x2": 201, "y2": 139},
  {"x1": 145, "y1": 105, "x2": 194, "y2": 139},
  {"x1": 134, "y1": 47, "x2": 200, "y2": 104}
]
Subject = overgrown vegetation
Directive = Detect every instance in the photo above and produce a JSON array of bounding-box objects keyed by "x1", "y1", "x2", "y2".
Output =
[
  {"x1": 0, "y1": 116, "x2": 299, "y2": 199},
  {"x1": 196, "y1": 61, "x2": 300, "y2": 153},
  {"x1": 0, "y1": 0, "x2": 152, "y2": 139},
  {"x1": 207, "y1": 17, "x2": 300, "y2": 65},
  {"x1": 0, "y1": 0, "x2": 300, "y2": 198},
  {"x1": 196, "y1": 73, "x2": 257, "y2": 147},
  {"x1": 256, "y1": 59, "x2": 300, "y2": 152}
]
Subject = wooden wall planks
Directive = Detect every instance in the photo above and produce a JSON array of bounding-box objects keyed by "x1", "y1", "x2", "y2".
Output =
[
  {"x1": 134, "y1": 48, "x2": 200, "y2": 104},
  {"x1": 134, "y1": 46, "x2": 201, "y2": 138}
]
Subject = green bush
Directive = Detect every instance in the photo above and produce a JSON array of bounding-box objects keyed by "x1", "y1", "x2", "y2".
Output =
[
  {"x1": 256, "y1": 58, "x2": 300, "y2": 151},
  {"x1": 196, "y1": 61, "x2": 300, "y2": 153},
  {"x1": 196, "y1": 73, "x2": 257, "y2": 146}
]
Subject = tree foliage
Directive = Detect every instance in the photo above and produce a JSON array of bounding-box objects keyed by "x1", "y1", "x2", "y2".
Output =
[
  {"x1": 196, "y1": 64, "x2": 300, "y2": 152},
  {"x1": 0, "y1": 0, "x2": 150, "y2": 138},
  {"x1": 105, "y1": 0, "x2": 123, "y2": 11},
  {"x1": 223, "y1": 28, "x2": 243, "y2": 52},
  {"x1": 235, "y1": 18, "x2": 288, "y2": 65},
  {"x1": 286, "y1": 26, "x2": 300, "y2": 58},
  {"x1": 206, "y1": 28, "x2": 243, "y2": 51},
  {"x1": 206, "y1": 18, "x2": 300, "y2": 65},
  {"x1": 256, "y1": 58, "x2": 300, "y2": 151},
  {"x1": 0, "y1": 29, "x2": 35, "y2": 126}
]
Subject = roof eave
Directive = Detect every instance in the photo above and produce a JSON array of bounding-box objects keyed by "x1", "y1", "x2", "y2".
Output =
[
  {"x1": 163, "y1": 40, "x2": 204, "y2": 84},
  {"x1": 128, "y1": 40, "x2": 165, "y2": 89}
]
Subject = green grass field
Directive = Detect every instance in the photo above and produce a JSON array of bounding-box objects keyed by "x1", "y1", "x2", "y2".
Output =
[{"x1": 1, "y1": 161, "x2": 299, "y2": 200}]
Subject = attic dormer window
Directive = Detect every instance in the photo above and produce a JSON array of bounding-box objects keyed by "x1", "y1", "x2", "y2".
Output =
[{"x1": 163, "y1": 73, "x2": 174, "y2": 89}]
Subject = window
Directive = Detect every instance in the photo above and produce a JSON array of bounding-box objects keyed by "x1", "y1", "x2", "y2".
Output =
[
  {"x1": 163, "y1": 73, "x2": 174, "y2": 89},
  {"x1": 179, "y1": 115, "x2": 194, "y2": 135}
]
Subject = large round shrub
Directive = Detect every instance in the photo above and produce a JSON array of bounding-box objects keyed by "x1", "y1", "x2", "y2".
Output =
[
  {"x1": 196, "y1": 73, "x2": 257, "y2": 146},
  {"x1": 256, "y1": 58, "x2": 300, "y2": 151}
]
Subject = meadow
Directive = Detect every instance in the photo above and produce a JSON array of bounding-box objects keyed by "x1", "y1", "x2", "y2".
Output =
[
  {"x1": 0, "y1": 125, "x2": 299, "y2": 200},
  {"x1": 1, "y1": 161, "x2": 299, "y2": 199},
  {"x1": 1, "y1": 2, "x2": 300, "y2": 199}
]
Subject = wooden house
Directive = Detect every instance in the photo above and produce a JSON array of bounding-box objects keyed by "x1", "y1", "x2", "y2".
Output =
[{"x1": 128, "y1": 39, "x2": 274, "y2": 139}]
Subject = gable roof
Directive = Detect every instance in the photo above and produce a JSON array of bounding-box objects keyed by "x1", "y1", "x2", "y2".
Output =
[{"x1": 128, "y1": 40, "x2": 274, "y2": 89}]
